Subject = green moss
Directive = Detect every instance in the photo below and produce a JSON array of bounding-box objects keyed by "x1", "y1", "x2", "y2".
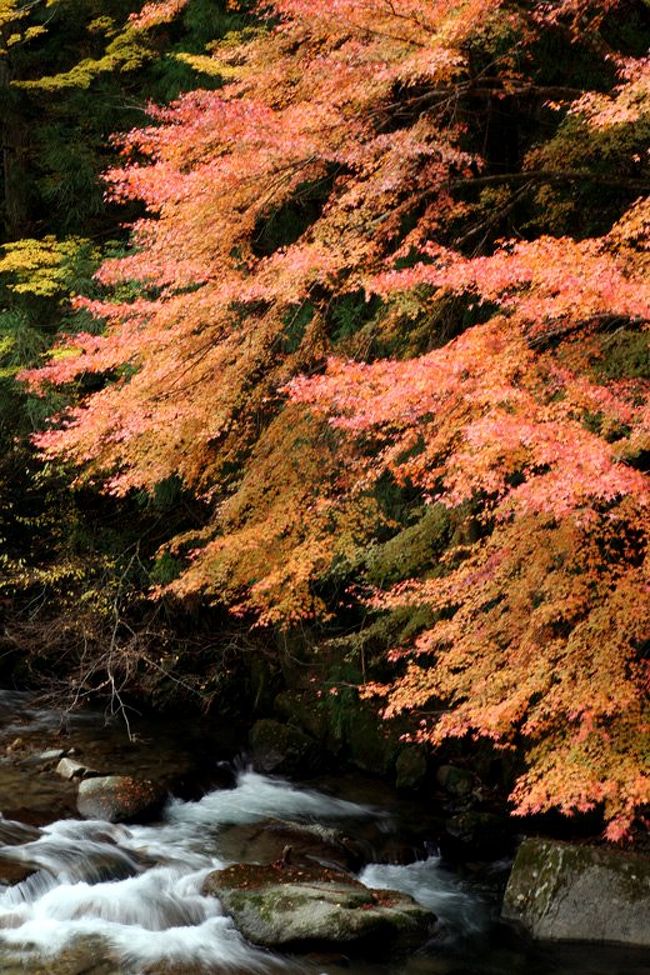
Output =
[
  {"x1": 366, "y1": 503, "x2": 451, "y2": 587},
  {"x1": 598, "y1": 331, "x2": 650, "y2": 381}
]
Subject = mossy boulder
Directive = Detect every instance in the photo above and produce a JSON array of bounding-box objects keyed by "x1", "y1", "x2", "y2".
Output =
[
  {"x1": 274, "y1": 690, "x2": 343, "y2": 753},
  {"x1": 395, "y1": 747, "x2": 428, "y2": 792},
  {"x1": 346, "y1": 704, "x2": 401, "y2": 776},
  {"x1": 249, "y1": 719, "x2": 321, "y2": 776},
  {"x1": 0, "y1": 938, "x2": 115, "y2": 975},
  {"x1": 203, "y1": 862, "x2": 434, "y2": 951},
  {"x1": 436, "y1": 764, "x2": 475, "y2": 798},
  {"x1": 502, "y1": 838, "x2": 650, "y2": 946}
]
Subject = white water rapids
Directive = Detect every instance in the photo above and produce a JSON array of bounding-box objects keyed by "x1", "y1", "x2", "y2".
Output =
[{"x1": 0, "y1": 770, "x2": 483, "y2": 973}]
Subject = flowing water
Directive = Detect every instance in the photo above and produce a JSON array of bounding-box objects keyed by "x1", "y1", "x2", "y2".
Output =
[{"x1": 0, "y1": 692, "x2": 648, "y2": 975}]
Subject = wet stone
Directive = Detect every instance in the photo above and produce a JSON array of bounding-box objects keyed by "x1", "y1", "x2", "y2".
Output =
[
  {"x1": 56, "y1": 757, "x2": 99, "y2": 781},
  {"x1": 435, "y1": 765, "x2": 475, "y2": 798},
  {"x1": 214, "y1": 818, "x2": 365, "y2": 872},
  {"x1": 31, "y1": 748, "x2": 67, "y2": 765},
  {"x1": 249, "y1": 719, "x2": 322, "y2": 777},
  {"x1": 0, "y1": 819, "x2": 41, "y2": 846},
  {"x1": 76, "y1": 775, "x2": 165, "y2": 824},
  {"x1": 0, "y1": 857, "x2": 36, "y2": 886},
  {"x1": 0, "y1": 938, "x2": 117, "y2": 975}
]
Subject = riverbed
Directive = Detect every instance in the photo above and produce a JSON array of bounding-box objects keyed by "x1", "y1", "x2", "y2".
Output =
[{"x1": 0, "y1": 691, "x2": 648, "y2": 975}]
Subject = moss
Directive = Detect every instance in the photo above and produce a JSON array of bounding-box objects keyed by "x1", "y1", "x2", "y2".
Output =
[
  {"x1": 366, "y1": 504, "x2": 451, "y2": 587},
  {"x1": 597, "y1": 330, "x2": 650, "y2": 381},
  {"x1": 504, "y1": 838, "x2": 650, "y2": 923},
  {"x1": 345, "y1": 701, "x2": 401, "y2": 775}
]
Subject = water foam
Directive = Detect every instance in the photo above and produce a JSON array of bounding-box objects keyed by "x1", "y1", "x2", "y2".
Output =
[{"x1": 0, "y1": 770, "x2": 373, "y2": 972}]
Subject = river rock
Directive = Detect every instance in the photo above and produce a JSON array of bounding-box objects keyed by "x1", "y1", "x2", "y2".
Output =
[
  {"x1": 56, "y1": 757, "x2": 98, "y2": 781},
  {"x1": 249, "y1": 720, "x2": 321, "y2": 776},
  {"x1": 214, "y1": 819, "x2": 365, "y2": 871},
  {"x1": 203, "y1": 862, "x2": 434, "y2": 951},
  {"x1": 0, "y1": 938, "x2": 116, "y2": 975},
  {"x1": 76, "y1": 775, "x2": 165, "y2": 824},
  {"x1": 0, "y1": 819, "x2": 41, "y2": 846},
  {"x1": 0, "y1": 857, "x2": 36, "y2": 886},
  {"x1": 502, "y1": 837, "x2": 650, "y2": 946}
]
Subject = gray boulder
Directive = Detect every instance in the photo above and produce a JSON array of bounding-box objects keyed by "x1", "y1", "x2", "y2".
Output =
[
  {"x1": 76, "y1": 775, "x2": 164, "y2": 824},
  {"x1": 203, "y1": 862, "x2": 433, "y2": 951},
  {"x1": 502, "y1": 837, "x2": 650, "y2": 946}
]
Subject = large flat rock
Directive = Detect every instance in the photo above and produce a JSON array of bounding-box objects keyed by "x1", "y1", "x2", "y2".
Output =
[
  {"x1": 203, "y1": 862, "x2": 434, "y2": 951},
  {"x1": 502, "y1": 837, "x2": 650, "y2": 946}
]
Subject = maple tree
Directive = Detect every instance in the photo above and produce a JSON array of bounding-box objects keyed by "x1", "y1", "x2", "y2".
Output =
[{"x1": 20, "y1": 0, "x2": 650, "y2": 835}]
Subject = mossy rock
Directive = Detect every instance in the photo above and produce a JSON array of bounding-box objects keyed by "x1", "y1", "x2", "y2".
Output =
[
  {"x1": 274, "y1": 690, "x2": 343, "y2": 753},
  {"x1": 436, "y1": 764, "x2": 475, "y2": 798},
  {"x1": 203, "y1": 862, "x2": 434, "y2": 951},
  {"x1": 249, "y1": 719, "x2": 321, "y2": 776},
  {"x1": 502, "y1": 838, "x2": 650, "y2": 946},
  {"x1": 345, "y1": 703, "x2": 401, "y2": 776},
  {"x1": 395, "y1": 747, "x2": 428, "y2": 792},
  {"x1": 0, "y1": 938, "x2": 115, "y2": 975}
]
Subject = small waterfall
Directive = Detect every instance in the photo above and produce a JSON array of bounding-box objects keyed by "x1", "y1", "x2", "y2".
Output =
[
  {"x1": 360, "y1": 858, "x2": 491, "y2": 941},
  {"x1": 0, "y1": 690, "x2": 499, "y2": 974},
  {"x1": 0, "y1": 771, "x2": 378, "y2": 973}
]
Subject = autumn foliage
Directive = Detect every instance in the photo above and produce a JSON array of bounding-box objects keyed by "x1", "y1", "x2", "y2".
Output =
[{"x1": 22, "y1": 0, "x2": 650, "y2": 837}]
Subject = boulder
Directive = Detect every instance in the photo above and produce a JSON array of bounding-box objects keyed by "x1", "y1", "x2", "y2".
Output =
[
  {"x1": 435, "y1": 765, "x2": 475, "y2": 798},
  {"x1": 502, "y1": 837, "x2": 650, "y2": 947},
  {"x1": 0, "y1": 937, "x2": 116, "y2": 975},
  {"x1": 203, "y1": 862, "x2": 433, "y2": 951},
  {"x1": 76, "y1": 775, "x2": 165, "y2": 824},
  {"x1": 395, "y1": 747, "x2": 427, "y2": 792},
  {"x1": 249, "y1": 720, "x2": 321, "y2": 776},
  {"x1": 346, "y1": 705, "x2": 400, "y2": 776},
  {"x1": 0, "y1": 819, "x2": 41, "y2": 846}
]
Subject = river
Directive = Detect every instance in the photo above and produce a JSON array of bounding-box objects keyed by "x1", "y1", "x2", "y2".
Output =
[{"x1": 0, "y1": 691, "x2": 648, "y2": 975}]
